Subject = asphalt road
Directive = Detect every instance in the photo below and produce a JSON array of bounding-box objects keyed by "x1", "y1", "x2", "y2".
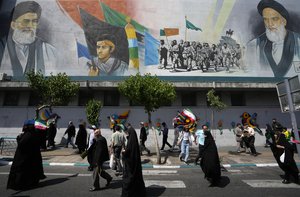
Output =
[{"x1": 0, "y1": 165, "x2": 300, "y2": 197}]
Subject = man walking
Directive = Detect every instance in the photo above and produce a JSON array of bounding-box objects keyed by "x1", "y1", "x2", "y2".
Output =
[
  {"x1": 139, "y1": 122, "x2": 150, "y2": 155},
  {"x1": 244, "y1": 124, "x2": 257, "y2": 156},
  {"x1": 90, "y1": 129, "x2": 112, "y2": 191},
  {"x1": 160, "y1": 122, "x2": 172, "y2": 151},
  {"x1": 64, "y1": 121, "x2": 76, "y2": 149},
  {"x1": 111, "y1": 125, "x2": 125, "y2": 174},
  {"x1": 194, "y1": 125, "x2": 207, "y2": 165}
]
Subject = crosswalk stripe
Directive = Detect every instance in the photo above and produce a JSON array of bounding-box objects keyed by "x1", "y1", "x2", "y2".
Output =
[
  {"x1": 153, "y1": 165, "x2": 180, "y2": 169},
  {"x1": 49, "y1": 163, "x2": 75, "y2": 166},
  {"x1": 243, "y1": 180, "x2": 300, "y2": 188},
  {"x1": 145, "y1": 180, "x2": 186, "y2": 188},
  {"x1": 143, "y1": 170, "x2": 178, "y2": 175},
  {"x1": 256, "y1": 163, "x2": 278, "y2": 167}
]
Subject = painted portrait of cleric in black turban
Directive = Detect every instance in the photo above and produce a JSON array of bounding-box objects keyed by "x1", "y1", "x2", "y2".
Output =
[
  {"x1": 246, "y1": 0, "x2": 300, "y2": 78},
  {"x1": 0, "y1": 1, "x2": 56, "y2": 77}
]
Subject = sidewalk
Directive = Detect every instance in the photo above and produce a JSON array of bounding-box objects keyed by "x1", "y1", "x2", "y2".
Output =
[
  {"x1": 1, "y1": 145, "x2": 300, "y2": 168},
  {"x1": 35, "y1": 146, "x2": 300, "y2": 168}
]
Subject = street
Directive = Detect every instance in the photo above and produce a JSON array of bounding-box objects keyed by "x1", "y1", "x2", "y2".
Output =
[{"x1": 1, "y1": 164, "x2": 300, "y2": 197}]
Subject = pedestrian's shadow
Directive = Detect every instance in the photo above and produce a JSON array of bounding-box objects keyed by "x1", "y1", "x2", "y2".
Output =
[
  {"x1": 38, "y1": 173, "x2": 79, "y2": 188},
  {"x1": 105, "y1": 180, "x2": 166, "y2": 196},
  {"x1": 38, "y1": 177, "x2": 69, "y2": 187},
  {"x1": 10, "y1": 178, "x2": 70, "y2": 196},
  {"x1": 146, "y1": 187, "x2": 166, "y2": 197},
  {"x1": 209, "y1": 176, "x2": 230, "y2": 188}
]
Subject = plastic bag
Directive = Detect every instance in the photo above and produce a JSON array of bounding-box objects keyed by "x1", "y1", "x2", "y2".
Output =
[
  {"x1": 80, "y1": 150, "x2": 88, "y2": 159},
  {"x1": 280, "y1": 152, "x2": 285, "y2": 163},
  {"x1": 109, "y1": 154, "x2": 116, "y2": 169}
]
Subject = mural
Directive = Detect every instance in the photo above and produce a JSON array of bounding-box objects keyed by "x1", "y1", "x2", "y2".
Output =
[
  {"x1": 0, "y1": 0, "x2": 300, "y2": 79},
  {"x1": 108, "y1": 110, "x2": 130, "y2": 130},
  {"x1": 240, "y1": 112, "x2": 263, "y2": 135}
]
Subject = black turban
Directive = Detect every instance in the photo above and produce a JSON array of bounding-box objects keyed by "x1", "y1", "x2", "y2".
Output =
[
  {"x1": 12, "y1": 1, "x2": 42, "y2": 21},
  {"x1": 257, "y1": 0, "x2": 289, "y2": 21}
]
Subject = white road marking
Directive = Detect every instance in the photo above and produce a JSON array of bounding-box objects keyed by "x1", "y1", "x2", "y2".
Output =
[
  {"x1": 227, "y1": 169, "x2": 241, "y2": 173},
  {"x1": 153, "y1": 165, "x2": 180, "y2": 169},
  {"x1": 145, "y1": 180, "x2": 186, "y2": 188},
  {"x1": 243, "y1": 180, "x2": 300, "y2": 188},
  {"x1": 0, "y1": 161, "x2": 12, "y2": 165},
  {"x1": 256, "y1": 163, "x2": 278, "y2": 167},
  {"x1": 49, "y1": 163, "x2": 75, "y2": 166},
  {"x1": 222, "y1": 164, "x2": 231, "y2": 168},
  {"x1": 143, "y1": 170, "x2": 178, "y2": 175}
]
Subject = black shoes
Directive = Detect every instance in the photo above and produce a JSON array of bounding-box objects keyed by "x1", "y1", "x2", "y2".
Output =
[
  {"x1": 106, "y1": 177, "x2": 113, "y2": 187},
  {"x1": 282, "y1": 179, "x2": 290, "y2": 184},
  {"x1": 89, "y1": 187, "x2": 100, "y2": 192}
]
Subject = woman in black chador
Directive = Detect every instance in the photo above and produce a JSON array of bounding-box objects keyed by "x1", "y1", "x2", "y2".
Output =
[
  {"x1": 200, "y1": 129, "x2": 221, "y2": 186},
  {"x1": 7, "y1": 120, "x2": 46, "y2": 190},
  {"x1": 270, "y1": 131, "x2": 299, "y2": 184},
  {"x1": 75, "y1": 123, "x2": 87, "y2": 154},
  {"x1": 122, "y1": 127, "x2": 146, "y2": 197}
]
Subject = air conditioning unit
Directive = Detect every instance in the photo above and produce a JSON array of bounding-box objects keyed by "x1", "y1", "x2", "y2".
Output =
[{"x1": 0, "y1": 73, "x2": 7, "y2": 81}]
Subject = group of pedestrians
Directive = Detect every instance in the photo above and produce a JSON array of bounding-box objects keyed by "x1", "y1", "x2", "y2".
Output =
[
  {"x1": 63, "y1": 121, "x2": 89, "y2": 155},
  {"x1": 233, "y1": 123, "x2": 257, "y2": 156},
  {"x1": 159, "y1": 122, "x2": 221, "y2": 186},
  {"x1": 87, "y1": 124, "x2": 146, "y2": 196},
  {"x1": 266, "y1": 118, "x2": 299, "y2": 184}
]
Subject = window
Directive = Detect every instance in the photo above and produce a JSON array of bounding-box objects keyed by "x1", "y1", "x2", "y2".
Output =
[
  {"x1": 104, "y1": 91, "x2": 119, "y2": 106},
  {"x1": 28, "y1": 92, "x2": 42, "y2": 106},
  {"x1": 3, "y1": 91, "x2": 19, "y2": 106},
  {"x1": 129, "y1": 100, "x2": 143, "y2": 106},
  {"x1": 181, "y1": 92, "x2": 197, "y2": 106},
  {"x1": 231, "y1": 92, "x2": 246, "y2": 106},
  {"x1": 78, "y1": 90, "x2": 94, "y2": 106}
]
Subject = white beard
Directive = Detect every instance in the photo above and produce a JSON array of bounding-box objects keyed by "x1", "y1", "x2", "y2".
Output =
[
  {"x1": 12, "y1": 29, "x2": 36, "y2": 45},
  {"x1": 266, "y1": 24, "x2": 286, "y2": 43}
]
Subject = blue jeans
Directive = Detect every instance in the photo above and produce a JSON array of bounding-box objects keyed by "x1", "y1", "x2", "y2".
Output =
[{"x1": 180, "y1": 140, "x2": 190, "y2": 162}]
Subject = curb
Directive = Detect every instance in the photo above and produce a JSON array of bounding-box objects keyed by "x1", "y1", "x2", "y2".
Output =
[{"x1": 1, "y1": 160, "x2": 300, "y2": 169}]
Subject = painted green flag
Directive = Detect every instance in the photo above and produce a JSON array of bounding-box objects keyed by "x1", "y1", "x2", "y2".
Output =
[
  {"x1": 186, "y1": 19, "x2": 202, "y2": 31},
  {"x1": 100, "y1": 2, "x2": 148, "y2": 34}
]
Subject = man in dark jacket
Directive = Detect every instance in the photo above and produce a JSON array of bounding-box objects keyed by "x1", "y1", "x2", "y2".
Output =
[
  {"x1": 272, "y1": 118, "x2": 283, "y2": 132},
  {"x1": 139, "y1": 122, "x2": 150, "y2": 155},
  {"x1": 90, "y1": 129, "x2": 112, "y2": 191},
  {"x1": 64, "y1": 121, "x2": 76, "y2": 148},
  {"x1": 160, "y1": 122, "x2": 172, "y2": 150}
]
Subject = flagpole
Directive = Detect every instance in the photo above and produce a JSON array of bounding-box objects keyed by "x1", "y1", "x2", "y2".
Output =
[
  {"x1": 185, "y1": 15, "x2": 187, "y2": 42},
  {"x1": 75, "y1": 36, "x2": 79, "y2": 66}
]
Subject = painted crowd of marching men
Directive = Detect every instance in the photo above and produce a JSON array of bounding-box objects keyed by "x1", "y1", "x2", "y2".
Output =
[{"x1": 159, "y1": 39, "x2": 243, "y2": 73}]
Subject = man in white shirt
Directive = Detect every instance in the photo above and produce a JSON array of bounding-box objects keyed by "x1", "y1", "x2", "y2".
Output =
[
  {"x1": 87, "y1": 125, "x2": 96, "y2": 171},
  {"x1": 194, "y1": 125, "x2": 207, "y2": 165},
  {"x1": 244, "y1": 124, "x2": 257, "y2": 156}
]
